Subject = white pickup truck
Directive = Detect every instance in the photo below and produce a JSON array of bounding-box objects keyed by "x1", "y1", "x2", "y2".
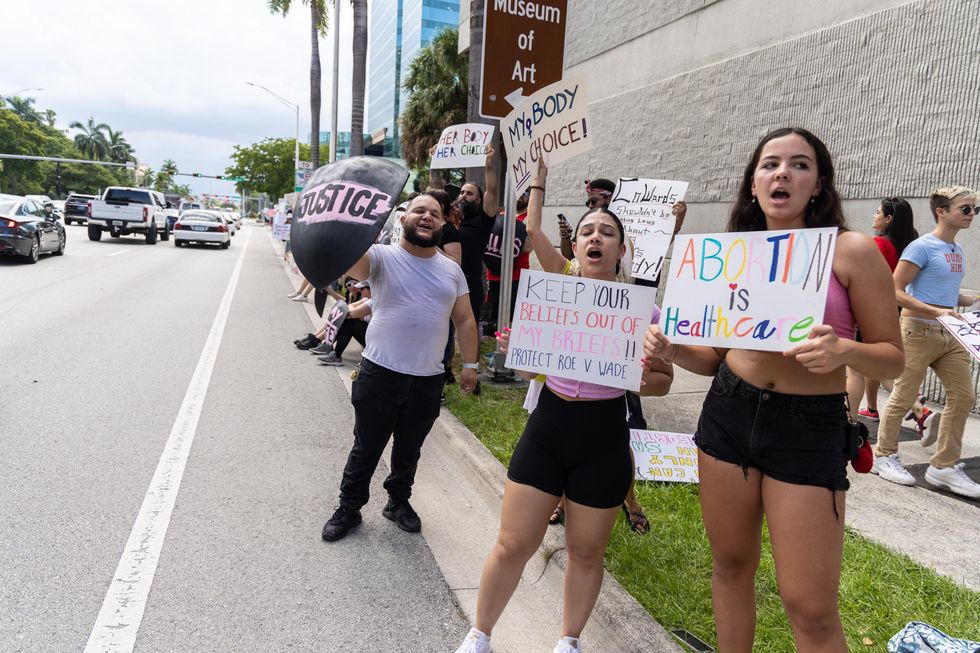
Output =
[{"x1": 87, "y1": 187, "x2": 170, "y2": 243}]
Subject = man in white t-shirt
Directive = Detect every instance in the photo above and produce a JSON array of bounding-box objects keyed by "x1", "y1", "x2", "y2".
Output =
[{"x1": 322, "y1": 193, "x2": 481, "y2": 542}]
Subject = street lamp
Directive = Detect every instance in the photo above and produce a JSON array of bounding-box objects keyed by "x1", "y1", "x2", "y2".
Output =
[
  {"x1": 13, "y1": 87, "x2": 45, "y2": 95},
  {"x1": 246, "y1": 81, "x2": 300, "y2": 192}
]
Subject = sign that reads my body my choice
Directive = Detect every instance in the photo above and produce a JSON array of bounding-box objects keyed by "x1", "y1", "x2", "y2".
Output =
[
  {"x1": 506, "y1": 269, "x2": 657, "y2": 392},
  {"x1": 430, "y1": 124, "x2": 496, "y2": 169},
  {"x1": 660, "y1": 227, "x2": 838, "y2": 351},
  {"x1": 502, "y1": 75, "x2": 591, "y2": 196}
]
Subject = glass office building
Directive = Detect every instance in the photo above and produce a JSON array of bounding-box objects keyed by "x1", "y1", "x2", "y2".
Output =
[{"x1": 366, "y1": 0, "x2": 460, "y2": 158}]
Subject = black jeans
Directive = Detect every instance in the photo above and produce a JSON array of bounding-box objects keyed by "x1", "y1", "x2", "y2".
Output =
[
  {"x1": 334, "y1": 318, "x2": 367, "y2": 357},
  {"x1": 339, "y1": 358, "x2": 444, "y2": 511}
]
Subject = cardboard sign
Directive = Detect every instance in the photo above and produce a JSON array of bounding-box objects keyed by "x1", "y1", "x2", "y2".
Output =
[
  {"x1": 630, "y1": 430, "x2": 699, "y2": 483},
  {"x1": 290, "y1": 156, "x2": 410, "y2": 290},
  {"x1": 272, "y1": 214, "x2": 291, "y2": 240},
  {"x1": 608, "y1": 178, "x2": 688, "y2": 281},
  {"x1": 505, "y1": 270, "x2": 656, "y2": 391},
  {"x1": 430, "y1": 124, "x2": 495, "y2": 169},
  {"x1": 939, "y1": 310, "x2": 980, "y2": 362},
  {"x1": 322, "y1": 300, "x2": 350, "y2": 346},
  {"x1": 660, "y1": 228, "x2": 838, "y2": 352},
  {"x1": 501, "y1": 75, "x2": 591, "y2": 197}
]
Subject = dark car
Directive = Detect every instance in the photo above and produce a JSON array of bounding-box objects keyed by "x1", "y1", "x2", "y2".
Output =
[
  {"x1": 0, "y1": 194, "x2": 66, "y2": 263},
  {"x1": 64, "y1": 192, "x2": 97, "y2": 225}
]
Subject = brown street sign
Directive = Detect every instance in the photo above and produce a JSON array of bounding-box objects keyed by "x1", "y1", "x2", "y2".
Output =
[{"x1": 480, "y1": 0, "x2": 568, "y2": 120}]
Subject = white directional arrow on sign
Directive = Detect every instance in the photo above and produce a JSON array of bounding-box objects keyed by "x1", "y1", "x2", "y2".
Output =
[{"x1": 504, "y1": 87, "x2": 527, "y2": 108}]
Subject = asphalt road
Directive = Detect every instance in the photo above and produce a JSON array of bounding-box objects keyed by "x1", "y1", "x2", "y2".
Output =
[{"x1": 0, "y1": 222, "x2": 469, "y2": 651}]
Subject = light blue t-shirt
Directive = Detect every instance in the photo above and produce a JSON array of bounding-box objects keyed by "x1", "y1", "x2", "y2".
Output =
[{"x1": 901, "y1": 234, "x2": 965, "y2": 307}]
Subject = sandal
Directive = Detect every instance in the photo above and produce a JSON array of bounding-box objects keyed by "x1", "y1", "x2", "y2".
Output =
[
  {"x1": 548, "y1": 506, "x2": 565, "y2": 525},
  {"x1": 621, "y1": 503, "x2": 650, "y2": 535}
]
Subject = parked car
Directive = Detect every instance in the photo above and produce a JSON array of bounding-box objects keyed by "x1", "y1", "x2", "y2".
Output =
[
  {"x1": 173, "y1": 210, "x2": 231, "y2": 249},
  {"x1": 87, "y1": 187, "x2": 170, "y2": 243},
  {"x1": 64, "y1": 192, "x2": 97, "y2": 225},
  {"x1": 0, "y1": 194, "x2": 66, "y2": 263}
]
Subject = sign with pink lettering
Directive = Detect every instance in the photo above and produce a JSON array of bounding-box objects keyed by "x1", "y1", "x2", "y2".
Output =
[
  {"x1": 430, "y1": 123, "x2": 495, "y2": 169},
  {"x1": 291, "y1": 156, "x2": 410, "y2": 290},
  {"x1": 660, "y1": 228, "x2": 838, "y2": 352},
  {"x1": 505, "y1": 269, "x2": 657, "y2": 391},
  {"x1": 939, "y1": 310, "x2": 980, "y2": 363},
  {"x1": 630, "y1": 430, "x2": 699, "y2": 484}
]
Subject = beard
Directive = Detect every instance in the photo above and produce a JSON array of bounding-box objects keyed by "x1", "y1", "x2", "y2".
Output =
[
  {"x1": 459, "y1": 201, "x2": 482, "y2": 218},
  {"x1": 403, "y1": 221, "x2": 442, "y2": 248}
]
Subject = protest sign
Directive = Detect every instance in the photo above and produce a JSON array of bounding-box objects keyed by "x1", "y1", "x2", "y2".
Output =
[
  {"x1": 430, "y1": 123, "x2": 495, "y2": 169},
  {"x1": 290, "y1": 156, "x2": 410, "y2": 290},
  {"x1": 501, "y1": 74, "x2": 591, "y2": 196},
  {"x1": 272, "y1": 213, "x2": 291, "y2": 240},
  {"x1": 608, "y1": 178, "x2": 688, "y2": 281},
  {"x1": 505, "y1": 269, "x2": 656, "y2": 391},
  {"x1": 322, "y1": 300, "x2": 350, "y2": 346},
  {"x1": 660, "y1": 227, "x2": 838, "y2": 352},
  {"x1": 939, "y1": 310, "x2": 980, "y2": 362},
  {"x1": 630, "y1": 430, "x2": 699, "y2": 483}
]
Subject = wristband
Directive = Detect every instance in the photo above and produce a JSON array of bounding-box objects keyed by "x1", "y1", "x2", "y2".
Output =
[
  {"x1": 529, "y1": 185, "x2": 545, "y2": 192},
  {"x1": 462, "y1": 363, "x2": 479, "y2": 370}
]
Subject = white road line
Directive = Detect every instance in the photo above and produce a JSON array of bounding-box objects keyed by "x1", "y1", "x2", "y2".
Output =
[
  {"x1": 85, "y1": 229, "x2": 251, "y2": 653},
  {"x1": 106, "y1": 250, "x2": 130, "y2": 257}
]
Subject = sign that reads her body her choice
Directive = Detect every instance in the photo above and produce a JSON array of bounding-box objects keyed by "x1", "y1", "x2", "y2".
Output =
[
  {"x1": 630, "y1": 430, "x2": 699, "y2": 484},
  {"x1": 660, "y1": 227, "x2": 838, "y2": 351},
  {"x1": 609, "y1": 178, "x2": 689, "y2": 281},
  {"x1": 505, "y1": 270, "x2": 656, "y2": 391},
  {"x1": 430, "y1": 124, "x2": 496, "y2": 169},
  {"x1": 502, "y1": 74, "x2": 591, "y2": 196},
  {"x1": 939, "y1": 310, "x2": 980, "y2": 362},
  {"x1": 290, "y1": 156, "x2": 410, "y2": 290}
]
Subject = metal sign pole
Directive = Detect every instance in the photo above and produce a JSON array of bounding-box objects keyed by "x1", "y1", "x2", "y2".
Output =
[{"x1": 493, "y1": 170, "x2": 517, "y2": 375}]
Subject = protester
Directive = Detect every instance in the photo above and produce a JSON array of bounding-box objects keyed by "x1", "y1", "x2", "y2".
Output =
[
  {"x1": 287, "y1": 277, "x2": 315, "y2": 303},
  {"x1": 484, "y1": 187, "x2": 531, "y2": 332},
  {"x1": 872, "y1": 186, "x2": 980, "y2": 498},
  {"x1": 456, "y1": 146, "x2": 500, "y2": 328},
  {"x1": 845, "y1": 198, "x2": 935, "y2": 431},
  {"x1": 643, "y1": 127, "x2": 904, "y2": 652},
  {"x1": 316, "y1": 281, "x2": 372, "y2": 365},
  {"x1": 321, "y1": 192, "x2": 480, "y2": 542},
  {"x1": 428, "y1": 187, "x2": 463, "y2": 392},
  {"x1": 454, "y1": 162, "x2": 674, "y2": 653}
]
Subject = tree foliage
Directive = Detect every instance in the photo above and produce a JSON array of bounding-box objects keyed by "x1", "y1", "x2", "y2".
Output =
[
  {"x1": 70, "y1": 117, "x2": 112, "y2": 161},
  {"x1": 400, "y1": 28, "x2": 469, "y2": 171},
  {"x1": 225, "y1": 137, "x2": 314, "y2": 198}
]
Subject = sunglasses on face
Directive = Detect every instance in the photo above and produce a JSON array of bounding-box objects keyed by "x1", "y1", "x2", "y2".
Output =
[{"x1": 958, "y1": 205, "x2": 980, "y2": 216}]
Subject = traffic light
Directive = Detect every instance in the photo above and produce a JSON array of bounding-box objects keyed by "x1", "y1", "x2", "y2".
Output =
[
  {"x1": 192, "y1": 173, "x2": 202, "y2": 177},
  {"x1": 215, "y1": 175, "x2": 224, "y2": 180}
]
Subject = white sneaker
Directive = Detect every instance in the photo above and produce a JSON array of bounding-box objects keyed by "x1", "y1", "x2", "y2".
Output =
[
  {"x1": 554, "y1": 636, "x2": 582, "y2": 653},
  {"x1": 291, "y1": 295, "x2": 308, "y2": 302},
  {"x1": 286, "y1": 292, "x2": 300, "y2": 299},
  {"x1": 920, "y1": 410, "x2": 942, "y2": 447},
  {"x1": 871, "y1": 454, "x2": 917, "y2": 486},
  {"x1": 454, "y1": 628, "x2": 491, "y2": 653},
  {"x1": 924, "y1": 464, "x2": 980, "y2": 498}
]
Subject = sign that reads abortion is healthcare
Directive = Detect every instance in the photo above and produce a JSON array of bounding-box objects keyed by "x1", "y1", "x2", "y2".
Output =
[
  {"x1": 630, "y1": 430, "x2": 699, "y2": 484},
  {"x1": 609, "y1": 178, "x2": 688, "y2": 281},
  {"x1": 505, "y1": 270, "x2": 656, "y2": 392},
  {"x1": 660, "y1": 228, "x2": 838, "y2": 352},
  {"x1": 501, "y1": 75, "x2": 591, "y2": 197},
  {"x1": 430, "y1": 124, "x2": 496, "y2": 169}
]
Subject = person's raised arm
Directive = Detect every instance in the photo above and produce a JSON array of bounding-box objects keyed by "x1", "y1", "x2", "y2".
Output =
[
  {"x1": 427, "y1": 145, "x2": 445, "y2": 189},
  {"x1": 524, "y1": 162, "x2": 568, "y2": 274},
  {"x1": 483, "y1": 144, "x2": 498, "y2": 217}
]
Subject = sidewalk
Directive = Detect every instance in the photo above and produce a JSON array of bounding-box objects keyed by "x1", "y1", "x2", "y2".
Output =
[{"x1": 275, "y1": 230, "x2": 681, "y2": 653}]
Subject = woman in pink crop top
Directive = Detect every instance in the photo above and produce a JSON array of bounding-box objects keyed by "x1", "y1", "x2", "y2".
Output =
[
  {"x1": 644, "y1": 129, "x2": 904, "y2": 652},
  {"x1": 454, "y1": 163, "x2": 674, "y2": 653}
]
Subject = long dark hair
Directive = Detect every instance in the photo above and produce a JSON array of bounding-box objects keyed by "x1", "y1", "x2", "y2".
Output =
[
  {"x1": 727, "y1": 127, "x2": 847, "y2": 232},
  {"x1": 879, "y1": 197, "x2": 918, "y2": 257}
]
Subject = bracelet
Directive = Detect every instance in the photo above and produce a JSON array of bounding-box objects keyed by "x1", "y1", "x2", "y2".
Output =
[
  {"x1": 462, "y1": 363, "x2": 479, "y2": 370},
  {"x1": 529, "y1": 185, "x2": 545, "y2": 192}
]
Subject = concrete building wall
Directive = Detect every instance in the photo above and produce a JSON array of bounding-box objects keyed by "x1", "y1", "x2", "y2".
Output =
[{"x1": 540, "y1": 0, "x2": 980, "y2": 285}]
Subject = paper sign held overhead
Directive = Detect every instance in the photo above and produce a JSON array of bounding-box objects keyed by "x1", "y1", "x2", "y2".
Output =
[
  {"x1": 609, "y1": 178, "x2": 689, "y2": 282},
  {"x1": 501, "y1": 75, "x2": 592, "y2": 197},
  {"x1": 430, "y1": 124, "x2": 496, "y2": 170},
  {"x1": 660, "y1": 228, "x2": 839, "y2": 352},
  {"x1": 505, "y1": 270, "x2": 657, "y2": 392}
]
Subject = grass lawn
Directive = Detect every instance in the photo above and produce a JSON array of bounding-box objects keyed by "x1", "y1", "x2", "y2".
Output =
[{"x1": 443, "y1": 348, "x2": 980, "y2": 651}]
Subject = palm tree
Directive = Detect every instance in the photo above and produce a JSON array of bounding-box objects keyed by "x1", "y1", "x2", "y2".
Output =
[
  {"x1": 4, "y1": 96, "x2": 43, "y2": 124},
  {"x1": 43, "y1": 109, "x2": 57, "y2": 128},
  {"x1": 140, "y1": 167, "x2": 155, "y2": 189},
  {"x1": 268, "y1": 0, "x2": 329, "y2": 168},
  {"x1": 348, "y1": 0, "x2": 367, "y2": 157},
  {"x1": 105, "y1": 127, "x2": 134, "y2": 163},
  {"x1": 399, "y1": 28, "x2": 468, "y2": 170},
  {"x1": 70, "y1": 117, "x2": 111, "y2": 160}
]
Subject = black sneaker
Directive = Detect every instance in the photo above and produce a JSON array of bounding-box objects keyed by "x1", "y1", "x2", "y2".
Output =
[
  {"x1": 321, "y1": 506, "x2": 362, "y2": 541},
  {"x1": 296, "y1": 335, "x2": 320, "y2": 350},
  {"x1": 382, "y1": 498, "x2": 421, "y2": 533}
]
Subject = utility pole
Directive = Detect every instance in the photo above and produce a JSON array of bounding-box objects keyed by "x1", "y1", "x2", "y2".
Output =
[{"x1": 329, "y1": 0, "x2": 340, "y2": 163}]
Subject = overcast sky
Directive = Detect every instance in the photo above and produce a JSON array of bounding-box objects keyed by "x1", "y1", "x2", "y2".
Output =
[{"x1": 2, "y1": 0, "x2": 355, "y2": 198}]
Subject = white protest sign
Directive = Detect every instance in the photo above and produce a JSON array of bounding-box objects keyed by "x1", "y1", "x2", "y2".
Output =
[
  {"x1": 609, "y1": 178, "x2": 688, "y2": 281},
  {"x1": 660, "y1": 227, "x2": 838, "y2": 352},
  {"x1": 630, "y1": 430, "x2": 699, "y2": 483},
  {"x1": 505, "y1": 270, "x2": 656, "y2": 392},
  {"x1": 501, "y1": 74, "x2": 591, "y2": 197},
  {"x1": 430, "y1": 123, "x2": 495, "y2": 169},
  {"x1": 272, "y1": 213, "x2": 291, "y2": 240},
  {"x1": 939, "y1": 310, "x2": 980, "y2": 362}
]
